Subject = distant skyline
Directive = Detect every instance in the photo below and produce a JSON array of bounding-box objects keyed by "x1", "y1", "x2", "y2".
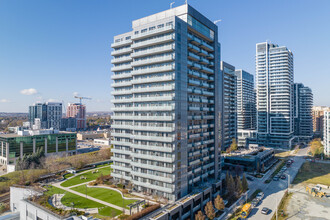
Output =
[{"x1": 1, "y1": 0, "x2": 330, "y2": 112}]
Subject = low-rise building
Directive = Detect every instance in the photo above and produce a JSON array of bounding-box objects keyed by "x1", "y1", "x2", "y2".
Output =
[
  {"x1": 77, "y1": 131, "x2": 110, "y2": 141},
  {"x1": 0, "y1": 129, "x2": 77, "y2": 166},
  {"x1": 94, "y1": 138, "x2": 111, "y2": 146},
  {"x1": 222, "y1": 147, "x2": 275, "y2": 172}
]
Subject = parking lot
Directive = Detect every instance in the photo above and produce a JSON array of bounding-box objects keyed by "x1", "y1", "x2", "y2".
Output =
[{"x1": 286, "y1": 185, "x2": 330, "y2": 220}]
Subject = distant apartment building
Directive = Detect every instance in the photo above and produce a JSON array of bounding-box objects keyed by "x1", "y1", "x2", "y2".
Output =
[
  {"x1": 66, "y1": 103, "x2": 87, "y2": 130},
  {"x1": 28, "y1": 102, "x2": 62, "y2": 130},
  {"x1": 220, "y1": 61, "x2": 237, "y2": 150},
  {"x1": 294, "y1": 83, "x2": 313, "y2": 143},
  {"x1": 312, "y1": 106, "x2": 330, "y2": 138},
  {"x1": 324, "y1": 111, "x2": 330, "y2": 156},
  {"x1": 111, "y1": 4, "x2": 221, "y2": 201},
  {"x1": 256, "y1": 42, "x2": 294, "y2": 149},
  {"x1": 235, "y1": 69, "x2": 256, "y2": 147}
]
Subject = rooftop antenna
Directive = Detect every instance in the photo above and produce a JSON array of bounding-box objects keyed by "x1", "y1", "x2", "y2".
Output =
[
  {"x1": 170, "y1": 2, "x2": 175, "y2": 8},
  {"x1": 214, "y1": 19, "x2": 222, "y2": 24}
]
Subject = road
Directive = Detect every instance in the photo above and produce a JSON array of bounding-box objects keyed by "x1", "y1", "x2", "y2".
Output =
[{"x1": 248, "y1": 147, "x2": 309, "y2": 220}]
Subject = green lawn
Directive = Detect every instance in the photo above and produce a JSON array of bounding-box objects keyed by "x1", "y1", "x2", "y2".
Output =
[
  {"x1": 44, "y1": 185, "x2": 121, "y2": 217},
  {"x1": 293, "y1": 162, "x2": 330, "y2": 186},
  {"x1": 60, "y1": 166, "x2": 111, "y2": 187},
  {"x1": 71, "y1": 185, "x2": 137, "y2": 208}
]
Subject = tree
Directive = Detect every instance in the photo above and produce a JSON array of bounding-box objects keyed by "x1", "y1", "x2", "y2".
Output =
[
  {"x1": 310, "y1": 139, "x2": 324, "y2": 157},
  {"x1": 195, "y1": 210, "x2": 205, "y2": 220},
  {"x1": 230, "y1": 138, "x2": 238, "y2": 152},
  {"x1": 235, "y1": 176, "x2": 243, "y2": 198},
  {"x1": 227, "y1": 174, "x2": 235, "y2": 196},
  {"x1": 214, "y1": 195, "x2": 225, "y2": 211},
  {"x1": 225, "y1": 171, "x2": 230, "y2": 189},
  {"x1": 242, "y1": 174, "x2": 248, "y2": 192},
  {"x1": 204, "y1": 201, "x2": 215, "y2": 220}
]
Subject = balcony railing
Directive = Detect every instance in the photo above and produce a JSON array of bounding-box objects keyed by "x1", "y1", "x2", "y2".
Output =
[{"x1": 132, "y1": 25, "x2": 174, "y2": 40}]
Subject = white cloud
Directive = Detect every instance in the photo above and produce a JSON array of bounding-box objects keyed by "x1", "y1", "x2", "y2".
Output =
[
  {"x1": 20, "y1": 88, "x2": 38, "y2": 95},
  {"x1": 47, "y1": 98, "x2": 59, "y2": 102},
  {"x1": 73, "y1": 92, "x2": 79, "y2": 97},
  {"x1": 0, "y1": 99, "x2": 11, "y2": 103}
]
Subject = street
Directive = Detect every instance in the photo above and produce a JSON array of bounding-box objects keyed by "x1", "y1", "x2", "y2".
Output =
[{"x1": 247, "y1": 147, "x2": 309, "y2": 220}]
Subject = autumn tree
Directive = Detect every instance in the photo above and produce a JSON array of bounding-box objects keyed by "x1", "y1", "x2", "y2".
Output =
[
  {"x1": 214, "y1": 195, "x2": 225, "y2": 211},
  {"x1": 204, "y1": 201, "x2": 215, "y2": 220},
  {"x1": 195, "y1": 210, "x2": 205, "y2": 220},
  {"x1": 230, "y1": 138, "x2": 238, "y2": 152},
  {"x1": 242, "y1": 174, "x2": 248, "y2": 192},
  {"x1": 310, "y1": 139, "x2": 324, "y2": 157}
]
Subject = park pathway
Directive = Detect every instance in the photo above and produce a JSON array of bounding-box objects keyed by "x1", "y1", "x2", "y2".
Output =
[{"x1": 52, "y1": 181, "x2": 130, "y2": 214}]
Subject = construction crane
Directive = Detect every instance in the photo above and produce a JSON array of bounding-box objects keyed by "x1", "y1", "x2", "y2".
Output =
[{"x1": 74, "y1": 96, "x2": 92, "y2": 105}]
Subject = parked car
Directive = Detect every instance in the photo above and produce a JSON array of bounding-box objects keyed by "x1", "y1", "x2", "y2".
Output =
[
  {"x1": 273, "y1": 176, "x2": 279, "y2": 181},
  {"x1": 261, "y1": 207, "x2": 270, "y2": 215},
  {"x1": 251, "y1": 198, "x2": 260, "y2": 207},
  {"x1": 256, "y1": 192, "x2": 264, "y2": 200},
  {"x1": 280, "y1": 175, "x2": 286, "y2": 180}
]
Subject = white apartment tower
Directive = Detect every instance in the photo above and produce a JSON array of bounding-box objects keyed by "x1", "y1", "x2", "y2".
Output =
[
  {"x1": 324, "y1": 111, "x2": 330, "y2": 156},
  {"x1": 256, "y1": 42, "x2": 294, "y2": 148},
  {"x1": 111, "y1": 5, "x2": 221, "y2": 201}
]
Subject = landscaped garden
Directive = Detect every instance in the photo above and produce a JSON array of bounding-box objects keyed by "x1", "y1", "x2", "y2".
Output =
[
  {"x1": 60, "y1": 166, "x2": 112, "y2": 187},
  {"x1": 71, "y1": 184, "x2": 138, "y2": 208},
  {"x1": 44, "y1": 185, "x2": 122, "y2": 217}
]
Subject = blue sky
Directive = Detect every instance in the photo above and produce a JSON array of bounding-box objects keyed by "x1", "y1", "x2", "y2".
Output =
[{"x1": 0, "y1": 0, "x2": 329, "y2": 112}]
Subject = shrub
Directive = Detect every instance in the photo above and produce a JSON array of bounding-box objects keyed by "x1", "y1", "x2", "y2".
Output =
[{"x1": 127, "y1": 204, "x2": 161, "y2": 220}]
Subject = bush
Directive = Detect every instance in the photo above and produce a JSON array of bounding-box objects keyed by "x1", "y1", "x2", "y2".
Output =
[{"x1": 127, "y1": 204, "x2": 161, "y2": 220}]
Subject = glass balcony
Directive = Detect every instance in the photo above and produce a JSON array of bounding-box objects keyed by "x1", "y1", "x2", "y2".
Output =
[
  {"x1": 131, "y1": 161, "x2": 174, "y2": 173},
  {"x1": 131, "y1": 105, "x2": 175, "y2": 111},
  {"x1": 111, "y1": 115, "x2": 134, "y2": 120},
  {"x1": 112, "y1": 81, "x2": 132, "y2": 87},
  {"x1": 111, "y1": 47, "x2": 132, "y2": 56},
  {"x1": 132, "y1": 180, "x2": 175, "y2": 193},
  {"x1": 188, "y1": 52, "x2": 200, "y2": 61},
  {"x1": 111, "y1": 72, "x2": 132, "y2": 80},
  {"x1": 133, "y1": 135, "x2": 175, "y2": 143},
  {"x1": 131, "y1": 75, "x2": 174, "y2": 84},
  {"x1": 132, "y1": 65, "x2": 175, "y2": 75},
  {"x1": 111, "y1": 164, "x2": 131, "y2": 172},
  {"x1": 133, "y1": 115, "x2": 174, "y2": 121},
  {"x1": 131, "y1": 55, "x2": 174, "y2": 66},
  {"x1": 111, "y1": 39, "x2": 132, "y2": 48},
  {"x1": 132, "y1": 85, "x2": 175, "y2": 93},
  {"x1": 132, "y1": 125, "x2": 175, "y2": 132},
  {"x1": 131, "y1": 153, "x2": 175, "y2": 164},
  {"x1": 131, "y1": 44, "x2": 175, "y2": 58},
  {"x1": 111, "y1": 64, "x2": 132, "y2": 72},
  {"x1": 132, "y1": 144, "x2": 174, "y2": 153},
  {"x1": 111, "y1": 89, "x2": 132, "y2": 95},
  {"x1": 131, "y1": 34, "x2": 174, "y2": 49},
  {"x1": 201, "y1": 41, "x2": 214, "y2": 51},
  {"x1": 111, "y1": 56, "x2": 132, "y2": 64}
]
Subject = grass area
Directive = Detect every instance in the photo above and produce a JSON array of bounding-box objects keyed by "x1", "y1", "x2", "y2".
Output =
[
  {"x1": 71, "y1": 185, "x2": 137, "y2": 208},
  {"x1": 293, "y1": 162, "x2": 330, "y2": 186},
  {"x1": 44, "y1": 185, "x2": 121, "y2": 217},
  {"x1": 271, "y1": 192, "x2": 293, "y2": 220},
  {"x1": 275, "y1": 150, "x2": 293, "y2": 158},
  {"x1": 63, "y1": 173, "x2": 74, "y2": 179},
  {"x1": 265, "y1": 160, "x2": 285, "y2": 183},
  {"x1": 60, "y1": 166, "x2": 111, "y2": 187}
]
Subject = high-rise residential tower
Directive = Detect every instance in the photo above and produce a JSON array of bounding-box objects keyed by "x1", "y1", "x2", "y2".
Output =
[
  {"x1": 256, "y1": 42, "x2": 294, "y2": 148},
  {"x1": 111, "y1": 5, "x2": 220, "y2": 201},
  {"x1": 294, "y1": 83, "x2": 313, "y2": 143},
  {"x1": 324, "y1": 111, "x2": 330, "y2": 156},
  {"x1": 28, "y1": 102, "x2": 62, "y2": 130},
  {"x1": 235, "y1": 69, "x2": 256, "y2": 147},
  {"x1": 220, "y1": 61, "x2": 237, "y2": 150},
  {"x1": 66, "y1": 103, "x2": 87, "y2": 130},
  {"x1": 312, "y1": 106, "x2": 330, "y2": 138}
]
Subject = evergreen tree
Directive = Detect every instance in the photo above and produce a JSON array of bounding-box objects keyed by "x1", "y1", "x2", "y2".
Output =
[
  {"x1": 195, "y1": 211, "x2": 205, "y2": 220},
  {"x1": 227, "y1": 174, "x2": 235, "y2": 196},
  {"x1": 204, "y1": 201, "x2": 215, "y2": 220},
  {"x1": 242, "y1": 174, "x2": 249, "y2": 192},
  {"x1": 235, "y1": 176, "x2": 243, "y2": 198},
  {"x1": 214, "y1": 195, "x2": 225, "y2": 211}
]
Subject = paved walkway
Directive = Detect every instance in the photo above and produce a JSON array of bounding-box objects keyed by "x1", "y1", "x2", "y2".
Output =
[
  {"x1": 65, "y1": 165, "x2": 111, "y2": 180},
  {"x1": 52, "y1": 181, "x2": 129, "y2": 214}
]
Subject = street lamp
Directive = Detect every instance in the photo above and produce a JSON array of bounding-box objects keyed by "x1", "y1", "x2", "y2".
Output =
[{"x1": 287, "y1": 173, "x2": 290, "y2": 192}]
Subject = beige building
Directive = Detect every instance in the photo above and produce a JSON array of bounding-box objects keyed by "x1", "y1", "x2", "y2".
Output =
[
  {"x1": 77, "y1": 131, "x2": 110, "y2": 141},
  {"x1": 312, "y1": 106, "x2": 330, "y2": 138}
]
